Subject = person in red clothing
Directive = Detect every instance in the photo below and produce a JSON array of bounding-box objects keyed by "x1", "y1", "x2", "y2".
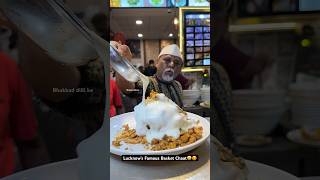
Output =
[
  {"x1": 0, "y1": 52, "x2": 48, "y2": 177},
  {"x1": 175, "y1": 74, "x2": 196, "y2": 90},
  {"x1": 109, "y1": 79, "x2": 123, "y2": 117}
]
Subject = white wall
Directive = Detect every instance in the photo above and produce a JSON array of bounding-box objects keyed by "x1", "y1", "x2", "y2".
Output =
[{"x1": 144, "y1": 40, "x2": 160, "y2": 65}]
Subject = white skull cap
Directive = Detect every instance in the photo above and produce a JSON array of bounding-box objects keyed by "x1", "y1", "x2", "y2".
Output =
[{"x1": 158, "y1": 44, "x2": 183, "y2": 62}]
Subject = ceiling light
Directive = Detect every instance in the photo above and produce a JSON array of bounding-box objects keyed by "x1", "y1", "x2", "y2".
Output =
[
  {"x1": 199, "y1": 15, "x2": 205, "y2": 19},
  {"x1": 169, "y1": 33, "x2": 173, "y2": 37},
  {"x1": 174, "y1": 17, "x2": 179, "y2": 25},
  {"x1": 138, "y1": 33, "x2": 143, "y2": 38},
  {"x1": 136, "y1": 20, "x2": 143, "y2": 25}
]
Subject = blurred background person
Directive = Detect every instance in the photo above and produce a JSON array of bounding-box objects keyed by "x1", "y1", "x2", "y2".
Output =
[
  {"x1": 143, "y1": 59, "x2": 157, "y2": 76},
  {"x1": 138, "y1": 65, "x2": 144, "y2": 73}
]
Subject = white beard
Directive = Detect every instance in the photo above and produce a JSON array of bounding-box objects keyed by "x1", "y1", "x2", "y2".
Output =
[
  {"x1": 161, "y1": 68, "x2": 174, "y2": 82},
  {"x1": 162, "y1": 74, "x2": 174, "y2": 82}
]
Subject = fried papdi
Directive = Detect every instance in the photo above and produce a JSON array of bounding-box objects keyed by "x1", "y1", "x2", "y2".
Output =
[{"x1": 112, "y1": 124, "x2": 203, "y2": 151}]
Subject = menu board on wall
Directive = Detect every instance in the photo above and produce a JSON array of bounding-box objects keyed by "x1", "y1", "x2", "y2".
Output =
[{"x1": 184, "y1": 13, "x2": 210, "y2": 67}]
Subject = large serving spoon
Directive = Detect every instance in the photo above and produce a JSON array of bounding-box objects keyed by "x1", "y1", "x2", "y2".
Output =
[{"x1": 0, "y1": 0, "x2": 141, "y2": 82}]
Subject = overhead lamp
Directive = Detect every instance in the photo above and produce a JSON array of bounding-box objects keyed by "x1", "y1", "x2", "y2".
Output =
[
  {"x1": 173, "y1": 17, "x2": 179, "y2": 25},
  {"x1": 136, "y1": 20, "x2": 143, "y2": 25}
]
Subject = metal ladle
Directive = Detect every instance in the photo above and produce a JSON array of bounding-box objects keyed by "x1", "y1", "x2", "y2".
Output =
[{"x1": 0, "y1": 0, "x2": 140, "y2": 82}]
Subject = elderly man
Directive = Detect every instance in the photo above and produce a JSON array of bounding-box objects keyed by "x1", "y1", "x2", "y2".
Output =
[{"x1": 113, "y1": 42, "x2": 184, "y2": 107}]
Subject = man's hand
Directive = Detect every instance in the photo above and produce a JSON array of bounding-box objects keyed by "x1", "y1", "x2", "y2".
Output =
[
  {"x1": 110, "y1": 41, "x2": 133, "y2": 60},
  {"x1": 111, "y1": 41, "x2": 136, "y2": 94}
]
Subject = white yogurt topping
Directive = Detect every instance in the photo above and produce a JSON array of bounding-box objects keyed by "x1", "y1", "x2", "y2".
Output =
[{"x1": 134, "y1": 93, "x2": 196, "y2": 143}]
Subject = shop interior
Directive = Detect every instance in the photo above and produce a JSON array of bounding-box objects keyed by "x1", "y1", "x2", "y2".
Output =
[{"x1": 110, "y1": 7, "x2": 211, "y2": 115}]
